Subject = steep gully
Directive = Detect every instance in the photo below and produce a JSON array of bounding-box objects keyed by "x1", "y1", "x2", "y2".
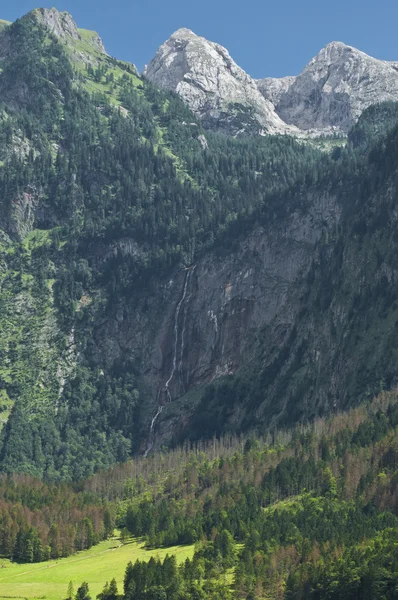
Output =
[{"x1": 144, "y1": 266, "x2": 196, "y2": 456}]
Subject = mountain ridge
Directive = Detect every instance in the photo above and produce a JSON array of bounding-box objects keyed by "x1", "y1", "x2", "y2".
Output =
[
  {"x1": 274, "y1": 40, "x2": 398, "y2": 131},
  {"x1": 3, "y1": 10, "x2": 397, "y2": 137}
]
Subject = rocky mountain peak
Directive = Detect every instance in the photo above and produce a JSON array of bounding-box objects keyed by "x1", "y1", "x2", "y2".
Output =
[
  {"x1": 146, "y1": 29, "x2": 398, "y2": 137},
  {"x1": 144, "y1": 29, "x2": 299, "y2": 137},
  {"x1": 307, "y1": 40, "x2": 373, "y2": 70},
  {"x1": 28, "y1": 8, "x2": 106, "y2": 54},
  {"x1": 323, "y1": 40, "x2": 353, "y2": 51},
  {"x1": 31, "y1": 8, "x2": 80, "y2": 41},
  {"x1": 275, "y1": 41, "x2": 398, "y2": 132}
]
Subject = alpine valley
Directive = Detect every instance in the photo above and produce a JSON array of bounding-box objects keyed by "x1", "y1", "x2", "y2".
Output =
[{"x1": 2, "y1": 8, "x2": 398, "y2": 599}]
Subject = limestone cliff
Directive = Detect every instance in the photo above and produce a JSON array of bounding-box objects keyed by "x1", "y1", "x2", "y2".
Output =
[
  {"x1": 273, "y1": 42, "x2": 398, "y2": 132},
  {"x1": 32, "y1": 8, "x2": 107, "y2": 54},
  {"x1": 2, "y1": 7, "x2": 398, "y2": 476},
  {"x1": 147, "y1": 32, "x2": 398, "y2": 137},
  {"x1": 143, "y1": 28, "x2": 299, "y2": 136},
  {"x1": 256, "y1": 76, "x2": 296, "y2": 107}
]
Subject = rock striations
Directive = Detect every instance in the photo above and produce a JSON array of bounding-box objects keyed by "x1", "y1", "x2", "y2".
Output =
[
  {"x1": 143, "y1": 28, "x2": 299, "y2": 136},
  {"x1": 146, "y1": 32, "x2": 398, "y2": 136},
  {"x1": 256, "y1": 76, "x2": 296, "y2": 107},
  {"x1": 272, "y1": 42, "x2": 398, "y2": 132},
  {"x1": 32, "y1": 8, "x2": 81, "y2": 42}
]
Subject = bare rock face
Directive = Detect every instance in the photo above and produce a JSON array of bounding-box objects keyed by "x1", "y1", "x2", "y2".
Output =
[
  {"x1": 256, "y1": 76, "x2": 296, "y2": 106},
  {"x1": 143, "y1": 28, "x2": 299, "y2": 136},
  {"x1": 86, "y1": 32, "x2": 107, "y2": 55},
  {"x1": 146, "y1": 31, "x2": 398, "y2": 137},
  {"x1": 274, "y1": 42, "x2": 398, "y2": 132},
  {"x1": 31, "y1": 8, "x2": 106, "y2": 55},
  {"x1": 95, "y1": 190, "x2": 340, "y2": 448},
  {"x1": 32, "y1": 8, "x2": 81, "y2": 41}
]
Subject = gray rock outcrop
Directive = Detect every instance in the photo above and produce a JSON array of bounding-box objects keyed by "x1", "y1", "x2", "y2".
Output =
[
  {"x1": 31, "y1": 8, "x2": 107, "y2": 55},
  {"x1": 143, "y1": 28, "x2": 299, "y2": 136},
  {"x1": 256, "y1": 76, "x2": 296, "y2": 106},
  {"x1": 273, "y1": 41, "x2": 398, "y2": 132},
  {"x1": 95, "y1": 190, "x2": 340, "y2": 448},
  {"x1": 146, "y1": 32, "x2": 398, "y2": 136},
  {"x1": 33, "y1": 8, "x2": 81, "y2": 41}
]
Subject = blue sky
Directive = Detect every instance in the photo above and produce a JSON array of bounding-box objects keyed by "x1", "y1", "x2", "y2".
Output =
[{"x1": 2, "y1": 0, "x2": 398, "y2": 78}]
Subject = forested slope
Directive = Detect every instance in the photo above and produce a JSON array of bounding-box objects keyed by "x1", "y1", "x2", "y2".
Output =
[
  {"x1": 188, "y1": 113, "x2": 398, "y2": 438},
  {"x1": 1, "y1": 8, "x2": 398, "y2": 483},
  {"x1": 3, "y1": 388, "x2": 398, "y2": 599},
  {"x1": 85, "y1": 388, "x2": 398, "y2": 599},
  {"x1": 0, "y1": 9, "x2": 336, "y2": 478}
]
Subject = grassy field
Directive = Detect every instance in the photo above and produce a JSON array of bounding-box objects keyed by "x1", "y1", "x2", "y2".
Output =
[{"x1": 0, "y1": 536, "x2": 194, "y2": 600}]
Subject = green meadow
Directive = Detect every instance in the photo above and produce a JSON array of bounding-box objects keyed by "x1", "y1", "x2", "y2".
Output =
[{"x1": 0, "y1": 536, "x2": 194, "y2": 600}]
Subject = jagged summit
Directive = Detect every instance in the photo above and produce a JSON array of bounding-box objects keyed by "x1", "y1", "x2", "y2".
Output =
[
  {"x1": 146, "y1": 29, "x2": 398, "y2": 136},
  {"x1": 143, "y1": 28, "x2": 299, "y2": 137},
  {"x1": 309, "y1": 40, "x2": 375, "y2": 65},
  {"x1": 2, "y1": 10, "x2": 396, "y2": 137},
  {"x1": 324, "y1": 40, "x2": 353, "y2": 50},
  {"x1": 274, "y1": 40, "x2": 398, "y2": 131},
  {"x1": 0, "y1": 8, "x2": 107, "y2": 65},
  {"x1": 31, "y1": 8, "x2": 80, "y2": 41}
]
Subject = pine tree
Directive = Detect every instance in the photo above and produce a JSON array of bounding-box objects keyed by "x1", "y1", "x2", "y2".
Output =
[
  {"x1": 96, "y1": 579, "x2": 118, "y2": 600},
  {"x1": 75, "y1": 582, "x2": 91, "y2": 600},
  {"x1": 107, "y1": 579, "x2": 119, "y2": 600},
  {"x1": 66, "y1": 581, "x2": 74, "y2": 600},
  {"x1": 103, "y1": 509, "x2": 114, "y2": 539}
]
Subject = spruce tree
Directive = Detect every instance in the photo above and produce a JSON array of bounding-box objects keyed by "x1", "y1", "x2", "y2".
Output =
[{"x1": 75, "y1": 582, "x2": 91, "y2": 600}]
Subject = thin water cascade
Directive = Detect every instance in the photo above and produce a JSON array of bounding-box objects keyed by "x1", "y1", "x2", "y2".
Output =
[
  {"x1": 179, "y1": 266, "x2": 196, "y2": 385},
  {"x1": 164, "y1": 266, "x2": 194, "y2": 402},
  {"x1": 144, "y1": 405, "x2": 163, "y2": 457},
  {"x1": 144, "y1": 266, "x2": 195, "y2": 456}
]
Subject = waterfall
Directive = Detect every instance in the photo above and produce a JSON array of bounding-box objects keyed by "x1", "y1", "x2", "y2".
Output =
[
  {"x1": 178, "y1": 266, "x2": 196, "y2": 390},
  {"x1": 144, "y1": 266, "x2": 195, "y2": 456},
  {"x1": 165, "y1": 267, "x2": 193, "y2": 402},
  {"x1": 144, "y1": 405, "x2": 163, "y2": 457}
]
